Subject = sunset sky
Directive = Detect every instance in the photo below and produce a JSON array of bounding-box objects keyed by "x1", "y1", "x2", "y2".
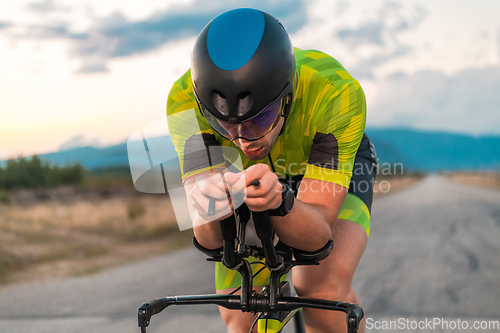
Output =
[{"x1": 1, "y1": 0, "x2": 499, "y2": 159}]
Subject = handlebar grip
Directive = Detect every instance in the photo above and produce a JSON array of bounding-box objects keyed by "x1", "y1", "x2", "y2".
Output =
[
  {"x1": 149, "y1": 298, "x2": 168, "y2": 314},
  {"x1": 138, "y1": 298, "x2": 173, "y2": 331},
  {"x1": 252, "y1": 211, "x2": 274, "y2": 239},
  {"x1": 252, "y1": 210, "x2": 280, "y2": 269},
  {"x1": 219, "y1": 214, "x2": 237, "y2": 241},
  {"x1": 219, "y1": 214, "x2": 239, "y2": 268}
]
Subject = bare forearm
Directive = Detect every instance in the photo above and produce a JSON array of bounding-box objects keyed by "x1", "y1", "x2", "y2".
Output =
[
  {"x1": 193, "y1": 220, "x2": 224, "y2": 249},
  {"x1": 270, "y1": 200, "x2": 335, "y2": 252}
]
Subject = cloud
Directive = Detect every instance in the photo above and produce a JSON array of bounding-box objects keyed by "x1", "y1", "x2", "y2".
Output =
[
  {"x1": 7, "y1": 0, "x2": 308, "y2": 73},
  {"x1": 334, "y1": 1, "x2": 428, "y2": 78},
  {"x1": 24, "y1": 24, "x2": 70, "y2": 38},
  {"x1": 0, "y1": 22, "x2": 11, "y2": 30},
  {"x1": 76, "y1": 62, "x2": 108, "y2": 73},
  {"x1": 334, "y1": 1, "x2": 350, "y2": 16},
  {"x1": 338, "y1": 22, "x2": 384, "y2": 47},
  {"x1": 27, "y1": 0, "x2": 58, "y2": 12},
  {"x1": 337, "y1": 2, "x2": 427, "y2": 48},
  {"x1": 369, "y1": 66, "x2": 500, "y2": 135},
  {"x1": 350, "y1": 45, "x2": 412, "y2": 79},
  {"x1": 377, "y1": 1, "x2": 427, "y2": 34},
  {"x1": 85, "y1": 0, "x2": 308, "y2": 59}
]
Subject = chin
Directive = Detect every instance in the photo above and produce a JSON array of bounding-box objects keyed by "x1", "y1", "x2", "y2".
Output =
[{"x1": 244, "y1": 153, "x2": 267, "y2": 161}]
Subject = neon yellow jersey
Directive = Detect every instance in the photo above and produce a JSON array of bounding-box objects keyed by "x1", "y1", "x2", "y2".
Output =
[{"x1": 166, "y1": 47, "x2": 366, "y2": 188}]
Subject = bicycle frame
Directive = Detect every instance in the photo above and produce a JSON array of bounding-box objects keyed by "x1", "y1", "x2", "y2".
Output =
[{"x1": 138, "y1": 205, "x2": 364, "y2": 333}]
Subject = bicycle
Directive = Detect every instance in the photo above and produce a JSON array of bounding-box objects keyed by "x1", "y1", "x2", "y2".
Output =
[{"x1": 138, "y1": 193, "x2": 364, "y2": 333}]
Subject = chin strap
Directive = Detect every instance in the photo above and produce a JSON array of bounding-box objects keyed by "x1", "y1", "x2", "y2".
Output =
[
  {"x1": 268, "y1": 153, "x2": 276, "y2": 173},
  {"x1": 278, "y1": 73, "x2": 296, "y2": 137},
  {"x1": 278, "y1": 116, "x2": 287, "y2": 137}
]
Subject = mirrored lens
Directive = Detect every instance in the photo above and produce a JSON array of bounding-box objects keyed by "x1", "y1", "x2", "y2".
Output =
[
  {"x1": 197, "y1": 80, "x2": 292, "y2": 141},
  {"x1": 251, "y1": 100, "x2": 282, "y2": 130},
  {"x1": 217, "y1": 99, "x2": 282, "y2": 140}
]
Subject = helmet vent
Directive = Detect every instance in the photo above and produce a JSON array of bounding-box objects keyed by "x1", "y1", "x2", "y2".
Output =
[
  {"x1": 237, "y1": 92, "x2": 254, "y2": 117},
  {"x1": 212, "y1": 90, "x2": 228, "y2": 116}
]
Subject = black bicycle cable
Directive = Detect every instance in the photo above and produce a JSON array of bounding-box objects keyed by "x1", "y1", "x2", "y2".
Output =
[{"x1": 249, "y1": 313, "x2": 265, "y2": 333}]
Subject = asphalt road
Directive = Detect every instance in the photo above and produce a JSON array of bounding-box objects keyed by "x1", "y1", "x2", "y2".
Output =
[{"x1": 0, "y1": 175, "x2": 499, "y2": 333}]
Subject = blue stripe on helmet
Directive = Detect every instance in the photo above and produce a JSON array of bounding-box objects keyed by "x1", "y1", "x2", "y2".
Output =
[{"x1": 207, "y1": 8, "x2": 265, "y2": 71}]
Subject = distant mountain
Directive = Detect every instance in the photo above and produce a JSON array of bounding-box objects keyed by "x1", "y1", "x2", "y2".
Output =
[
  {"x1": 12, "y1": 136, "x2": 178, "y2": 171},
  {"x1": 39, "y1": 143, "x2": 130, "y2": 170},
  {"x1": 365, "y1": 127, "x2": 500, "y2": 172},
  {"x1": 2, "y1": 128, "x2": 499, "y2": 172}
]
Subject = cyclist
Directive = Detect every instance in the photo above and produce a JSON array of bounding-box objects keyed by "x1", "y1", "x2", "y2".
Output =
[{"x1": 167, "y1": 8, "x2": 376, "y2": 333}]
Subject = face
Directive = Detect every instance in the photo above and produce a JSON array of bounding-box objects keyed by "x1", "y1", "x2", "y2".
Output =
[
  {"x1": 216, "y1": 96, "x2": 284, "y2": 141},
  {"x1": 233, "y1": 117, "x2": 285, "y2": 160}
]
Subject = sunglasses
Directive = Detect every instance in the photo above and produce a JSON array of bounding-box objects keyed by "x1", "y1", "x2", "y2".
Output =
[{"x1": 195, "y1": 81, "x2": 293, "y2": 142}]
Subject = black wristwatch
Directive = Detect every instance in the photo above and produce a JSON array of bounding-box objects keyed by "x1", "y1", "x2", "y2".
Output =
[{"x1": 268, "y1": 181, "x2": 295, "y2": 217}]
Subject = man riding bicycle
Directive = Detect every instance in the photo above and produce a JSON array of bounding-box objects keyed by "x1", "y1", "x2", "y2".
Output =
[{"x1": 166, "y1": 8, "x2": 376, "y2": 333}]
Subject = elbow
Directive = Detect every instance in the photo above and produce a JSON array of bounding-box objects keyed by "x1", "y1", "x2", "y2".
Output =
[
  {"x1": 318, "y1": 227, "x2": 333, "y2": 250},
  {"x1": 315, "y1": 216, "x2": 335, "y2": 250},
  {"x1": 300, "y1": 220, "x2": 331, "y2": 252}
]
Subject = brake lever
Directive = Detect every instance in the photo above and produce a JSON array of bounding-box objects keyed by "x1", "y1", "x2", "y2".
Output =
[
  {"x1": 346, "y1": 304, "x2": 364, "y2": 333},
  {"x1": 138, "y1": 302, "x2": 155, "y2": 332}
]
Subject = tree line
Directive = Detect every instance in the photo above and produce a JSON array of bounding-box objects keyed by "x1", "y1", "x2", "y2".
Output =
[{"x1": 0, "y1": 156, "x2": 85, "y2": 189}]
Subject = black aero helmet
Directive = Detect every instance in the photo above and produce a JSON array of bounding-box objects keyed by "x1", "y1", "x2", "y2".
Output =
[{"x1": 191, "y1": 8, "x2": 296, "y2": 141}]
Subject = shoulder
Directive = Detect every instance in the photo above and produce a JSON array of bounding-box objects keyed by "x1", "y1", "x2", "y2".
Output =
[
  {"x1": 287, "y1": 48, "x2": 366, "y2": 151},
  {"x1": 167, "y1": 69, "x2": 197, "y2": 116},
  {"x1": 294, "y1": 47, "x2": 361, "y2": 91}
]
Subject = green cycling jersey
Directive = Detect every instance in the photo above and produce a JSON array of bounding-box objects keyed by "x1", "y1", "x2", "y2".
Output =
[{"x1": 166, "y1": 47, "x2": 366, "y2": 189}]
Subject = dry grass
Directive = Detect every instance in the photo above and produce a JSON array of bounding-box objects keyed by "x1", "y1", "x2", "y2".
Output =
[
  {"x1": 0, "y1": 187, "x2": 193, "y2": 287},
  {"x1": 443, "y1": 172, "x2": 500, "y2": 191},
  {"x1": 0, "y1": 173, "x2": 427, "y2": 288},
  {"x1": 373, "y1": 174, "x2": 426, "y2": 197}
]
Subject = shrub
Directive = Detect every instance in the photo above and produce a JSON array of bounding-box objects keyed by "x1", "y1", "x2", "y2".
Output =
[
  {"x1": 127, "y1": 200, "x2": 146, "y2": 220},
  {"x1": 0, "y1": 190, "x2": 10, "y2": 205},
  {"x1": 0, "y1": 156, "x2": 86, "y2": 189}
]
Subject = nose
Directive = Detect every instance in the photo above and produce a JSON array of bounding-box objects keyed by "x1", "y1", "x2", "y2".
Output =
[{"x1": 235, "y1": 138, "x2": 250, "y2": 148}]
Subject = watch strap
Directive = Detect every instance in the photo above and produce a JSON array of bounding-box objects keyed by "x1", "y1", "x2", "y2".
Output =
[{"x1": 268, "y1": 181, "x2": 294, "y2": 216}]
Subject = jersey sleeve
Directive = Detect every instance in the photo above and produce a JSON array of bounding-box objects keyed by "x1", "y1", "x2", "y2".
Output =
[
  {"x1": 303, "y1": 72, "x2": 366, "y2": 189},
  {"x1": 166, "y1": 69, "x2": 225, "y2": 181}
]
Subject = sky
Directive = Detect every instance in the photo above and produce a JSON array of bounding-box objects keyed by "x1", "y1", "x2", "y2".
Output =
[{"x1": 0, "y1": 0, "x2": 499, "y2": 159}]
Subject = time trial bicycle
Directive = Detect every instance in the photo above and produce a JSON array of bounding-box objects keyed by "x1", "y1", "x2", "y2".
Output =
[{"x1": 138, "y1": 188, "x2": 364, "y2": 332}]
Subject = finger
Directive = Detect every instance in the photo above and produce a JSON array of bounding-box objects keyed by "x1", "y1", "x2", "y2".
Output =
[
  {"x1": 223, "y1": 171, "x2": 244, "y2": 186},
  {"x1": 196, "y1": 178, "x2": 227, "y2": 200},
  {"x1": 191, "y1": 191, "x2": 232, "y2": 218},
  {"x1": 227, "y1": 174, "x2": 248, "y2": 196},
  {"x1": 246, "y1": 172, "x2": 279, "y2": 198},
  {"x1": 245, "y1": 189, "x2": 282, "y2": 212},
  {"x1": 228, "y1": 164, "x2": 267, "y2": 193},
  {"x1": 243, "y1": 164, "x2": 271, "y2": 185},
  {"x1": 224, "y1": 172, "x2": 259, "y2": 186},
  {"x1": 190, "y1": 186, "x2": 213, "y2": 212}
]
